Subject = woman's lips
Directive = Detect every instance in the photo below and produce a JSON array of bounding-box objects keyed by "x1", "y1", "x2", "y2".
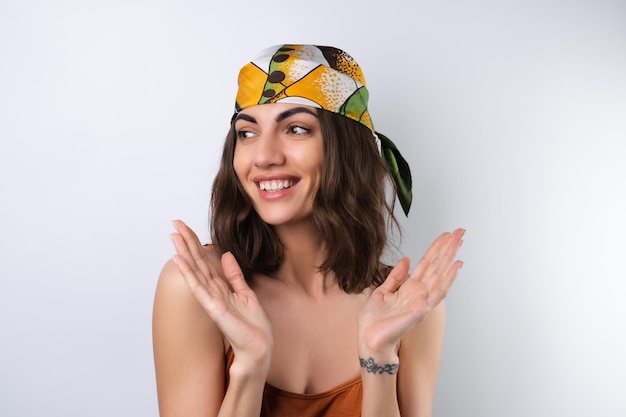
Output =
[
  {"x1": 258, "y1": 179, "x2": 295, "y2": 192},
  {"x1": 253, "y1": 176, "x2": 300, "y2": 200}
]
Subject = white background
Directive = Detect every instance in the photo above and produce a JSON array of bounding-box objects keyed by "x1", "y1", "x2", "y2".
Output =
[{"x1": 1, "y1": 0, "x2": 625, "y2": 416}]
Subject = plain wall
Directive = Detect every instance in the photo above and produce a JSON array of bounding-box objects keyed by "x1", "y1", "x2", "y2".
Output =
[{"x1": 1, "y1": 0, "x2": 625, "y2": 416}]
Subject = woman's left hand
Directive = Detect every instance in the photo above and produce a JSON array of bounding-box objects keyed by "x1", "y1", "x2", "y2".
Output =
[{"x1": 357, "y1": 228, "x2": 465, "y2": 355}]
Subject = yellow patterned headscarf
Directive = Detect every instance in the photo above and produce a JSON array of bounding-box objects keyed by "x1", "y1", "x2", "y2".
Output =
[{"x1": 234, "y1": 44, "x2": 413, "y2": 215}]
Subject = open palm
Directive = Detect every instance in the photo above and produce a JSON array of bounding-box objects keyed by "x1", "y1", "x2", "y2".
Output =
[
  {"x1": 170, "y1": 220, "x2": 273, "y2": 365},
  {"x1": 358, "y1": 229, "x2": 465, "y2": 354}
]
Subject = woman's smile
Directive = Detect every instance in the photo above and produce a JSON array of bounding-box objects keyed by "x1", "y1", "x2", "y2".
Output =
[
  {"x1": 256, "y1": 176, "x2": 298, "y2": 192},
  {"x1": 254, "y1": 175, "x2": 300, "y2": 200}
]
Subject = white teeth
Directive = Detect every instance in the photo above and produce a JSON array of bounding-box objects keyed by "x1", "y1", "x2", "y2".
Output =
[{"x1": 259, "y1": 180, "x2": 294, "y2": 192}]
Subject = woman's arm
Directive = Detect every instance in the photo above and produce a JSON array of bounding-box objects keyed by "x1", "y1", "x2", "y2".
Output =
[
  {"x1": 358, "y1": 302, "x2": 446, "y2": 417},
  {"x1": 397, "y1": 301, "x2": 446, "y2": 417},
  {"x1": 153, "y1": 223, "x2": 273, "y2": 417},
  {"x1": 358, "y1": 229, "x2": 463, "y2": 417},
  {"x1": 153, "y1": 258, "x2": 228, "y2": 416}
]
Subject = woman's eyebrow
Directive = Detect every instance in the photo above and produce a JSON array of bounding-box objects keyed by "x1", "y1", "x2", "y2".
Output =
[
  {"x1": 233, "y1": 107, "x2": 318, "y2": 125},
  {"x1": 232, "y1": 113, "x2": 257, "y2": 124},
  {"x1": 276, "y1": 107, "x2": 318, "y2": 123}
]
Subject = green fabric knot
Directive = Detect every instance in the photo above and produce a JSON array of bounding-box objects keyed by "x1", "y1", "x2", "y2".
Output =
[{"x1": 377, "y1": 132, "x2": 413, "y2": 216}]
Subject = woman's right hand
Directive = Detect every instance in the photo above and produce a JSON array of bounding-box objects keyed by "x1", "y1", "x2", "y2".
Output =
[{"x1": 169, "y1": 220, "x2": 273, "y2": 372}]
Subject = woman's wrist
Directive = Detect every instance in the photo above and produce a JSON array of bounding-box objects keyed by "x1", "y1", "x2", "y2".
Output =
[
  {"x1": 357, "y1": 328, "x2": 399, "y2": 355},
  {"x1": 358, "y1": 345, "x2": 401, "y2": 417},
  {"x1": 229, "y1": 342, "x2": 273, "y2": 380},
  {"x1": 221, "y1": 356, "x2": 271, "y2": 417},
  {"x1": 228, "y1": 357, "x2": 270, "y2": 384},
  {"x1": 358, "y1": 340, "x2": 399, "y2": 375},
  {"x1": 359, "y1": 355, "x2": 399, "y2": 375}
]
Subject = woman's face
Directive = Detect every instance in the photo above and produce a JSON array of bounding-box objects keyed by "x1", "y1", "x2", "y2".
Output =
[{"x1": 232, "y1": 103, "x2": 324, "y2": 226}]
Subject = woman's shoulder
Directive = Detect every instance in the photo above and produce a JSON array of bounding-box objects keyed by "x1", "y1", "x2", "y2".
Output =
[{"x1": 153, "y1": 244, "x2": 226, "y2": 346}]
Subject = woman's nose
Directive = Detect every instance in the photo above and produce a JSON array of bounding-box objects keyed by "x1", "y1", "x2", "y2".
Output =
[{"x1": 253, "y1": 134, "x2": 285, "y2": 167}]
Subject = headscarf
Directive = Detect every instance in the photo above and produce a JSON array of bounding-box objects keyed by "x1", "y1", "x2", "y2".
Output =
[{"x1": 234, "y1": 44, "x2": 412, "y2": 215}]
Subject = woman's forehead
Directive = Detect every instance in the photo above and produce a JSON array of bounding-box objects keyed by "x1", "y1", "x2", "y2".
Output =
[{"x1": 237, "y1": 102, "x2": 320, "y2": 120}]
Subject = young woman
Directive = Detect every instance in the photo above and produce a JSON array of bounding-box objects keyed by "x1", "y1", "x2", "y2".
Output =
[{"x1": 152, "y1": 44, "x2": 465, "y2": 417}]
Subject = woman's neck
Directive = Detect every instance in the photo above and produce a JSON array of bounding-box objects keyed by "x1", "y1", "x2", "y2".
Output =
[{"x1": 271, "y1": 220, "x2": 336, "y2": 297}]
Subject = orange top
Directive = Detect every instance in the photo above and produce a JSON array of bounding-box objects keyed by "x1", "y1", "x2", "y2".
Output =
[{"x1": 226, "y1": 348, "x2": 362, "y2": 417}]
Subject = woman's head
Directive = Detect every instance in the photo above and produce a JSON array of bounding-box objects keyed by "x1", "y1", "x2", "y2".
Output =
[
  {"x1": 233, "y1": 44, "x2": 412, "y2": 215},
  {"x1": 210, "y1": 44, "x2": 412, "y2": 292}
]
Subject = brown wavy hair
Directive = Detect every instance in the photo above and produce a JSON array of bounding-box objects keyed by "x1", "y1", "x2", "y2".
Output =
[{"x1": 210, "y1": 109, "x2": 399, "y2": 293}]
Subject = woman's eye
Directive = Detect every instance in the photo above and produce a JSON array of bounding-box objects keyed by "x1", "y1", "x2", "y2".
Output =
[
  {"x1": 289, "y1": 125, "x2": 309, "y2": 135},
  {"x1": 236, "y1": 130, "x2": 255, "y2": 140}
]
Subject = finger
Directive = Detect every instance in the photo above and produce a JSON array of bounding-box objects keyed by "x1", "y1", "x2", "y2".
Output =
[
  {"x1": 172, "y1": 219, "x2": 206, "y2": 261},
  {"x1": 413, "y1": 230, "x2": 464, "y2": 304},
  {"x1": 170, "y1": 231, "x2": 204, "y2": 276},
  {"x1": 172, "y1": 253, "x2": 212, "y2": 302},
  {"x1": 170, "y1": 232, "x2": 196, "y2": 268},
  {"x1": 409, "y1": 232, "x2": 451, "y2": 279},
  {"x1": 171, "y1": 219, "x2": 212, "y2": 277},
  {"x1": 426, "y1": 259, "x2": 463, "y2": 306},
  {"x1": 173, "y1": 254, "x2": 230, "y2": 319},
  {"x1": 414, "y1": 229, "x2": 464, "y2": 281},
  {"x1": 423, "y1": 228, "x2": 464, "y2": 284},
  {"x1": 221, "y1": 252, "x2": 252, "y2": 294},
  {"x1": 376, "y1": 257, "x2": 411, "y2": 294}
]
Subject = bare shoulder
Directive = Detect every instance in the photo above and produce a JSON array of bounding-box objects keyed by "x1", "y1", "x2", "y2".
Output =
[
  {"x1": 152, "y1": 246, "x2": 226, "y2": 416},
  {"x1": 153, "y1": 245, "x2": 223, "y2": 314},
  {"x1": 153, "y1": 244, "x2": 224, "y2": 345},
  {"x1": 397, "y1": 301, "x2": 447, "y2": 417}
]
